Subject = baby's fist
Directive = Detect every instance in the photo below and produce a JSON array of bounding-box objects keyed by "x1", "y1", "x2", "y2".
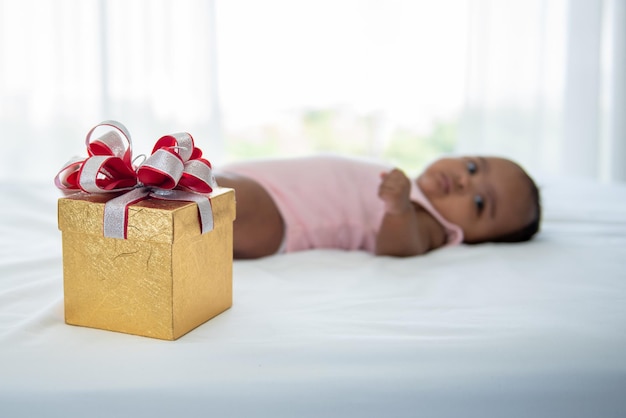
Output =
[{"x1": 378, "y1": 169, "x2": 412, "y2": 214}]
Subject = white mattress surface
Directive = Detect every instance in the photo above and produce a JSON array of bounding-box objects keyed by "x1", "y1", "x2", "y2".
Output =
[{"x1": 1, "y1": 179, "x2": 625, "y2": 417}]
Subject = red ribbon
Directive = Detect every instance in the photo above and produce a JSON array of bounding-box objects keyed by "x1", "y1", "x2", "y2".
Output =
[{"x1": 55, "y1": 121, "x2": 217, "y2": 239}]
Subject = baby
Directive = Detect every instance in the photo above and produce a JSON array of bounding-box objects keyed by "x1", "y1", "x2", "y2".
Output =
[{"x1": 215, "y1": 154, "x2": 540, "y2": 259}]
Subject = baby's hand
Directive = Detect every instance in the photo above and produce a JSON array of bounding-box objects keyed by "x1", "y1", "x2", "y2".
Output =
[{"x1": 378, "y1": 169, "x2": 413, "y2": 214}]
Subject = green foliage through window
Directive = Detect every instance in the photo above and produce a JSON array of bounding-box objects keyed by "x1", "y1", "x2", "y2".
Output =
[{"x1": 224, "y1": 107, "x2": 458, "y2": 174}]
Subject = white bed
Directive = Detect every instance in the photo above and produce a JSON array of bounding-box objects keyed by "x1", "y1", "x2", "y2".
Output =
[{"x1": 1, "y1": 177, "x2": 625, "y2": 418}]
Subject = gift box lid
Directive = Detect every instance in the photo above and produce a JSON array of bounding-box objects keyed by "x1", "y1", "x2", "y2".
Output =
[{"x1": 58, "y1": 187, "x2": 235, "y2": 243}]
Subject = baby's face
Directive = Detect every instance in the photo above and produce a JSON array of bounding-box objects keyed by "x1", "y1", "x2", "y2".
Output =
[{"x1": 416, "y1": 156, "x2": 536, "y2": 243}]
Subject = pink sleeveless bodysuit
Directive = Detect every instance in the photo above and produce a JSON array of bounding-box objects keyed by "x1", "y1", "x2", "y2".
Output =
[{"x1": 221, "y1": 155, "x2": 463, "y2": 253}]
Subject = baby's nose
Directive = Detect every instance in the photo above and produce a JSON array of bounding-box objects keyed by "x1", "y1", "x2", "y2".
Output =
[{"x1": 455, "y1": 173, "x2": 471, "y2": 192}]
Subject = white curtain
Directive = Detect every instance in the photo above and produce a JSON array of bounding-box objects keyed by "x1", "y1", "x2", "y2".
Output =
[
  {"x1": 458, "y1": 0, "x2": 626, "y2": 183},
  {"x1": 0, "y1": 0, "x2": 220, "y2": 182},
  {"x1": 1, "y1": 0, "x2": 624, "y2": 183}
]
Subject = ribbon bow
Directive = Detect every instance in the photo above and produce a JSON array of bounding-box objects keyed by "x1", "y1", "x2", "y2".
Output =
[{"x1": 55, "y1": 120, "x2": 217, "y2": 239}]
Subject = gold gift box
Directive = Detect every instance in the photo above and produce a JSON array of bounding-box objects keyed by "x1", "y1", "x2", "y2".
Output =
[{"x1": 57, "y1": 187, "x2": 236, "y2": 340}]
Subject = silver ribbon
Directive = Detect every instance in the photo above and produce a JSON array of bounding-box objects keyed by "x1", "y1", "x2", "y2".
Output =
[
  {"x1": 93, "y1": 130, "x2": 128, "y2": 158},
  {"x1": 103, "y1": 188, "x2": 152, "y2": 239},
  {"x1": 137, "y1": 148, "x2": 185, "y2": 187},
  {"x1": 85, "y1": 120, "x2": 133, "y2": 158},
  {"x1": 103, "y1": 187, "x2": 214, "y2": 240},
  {"x1": 152, "y1": 189, "x2": 214, "y2": 233},
  {"x1": 183, "y1": 159, "x2": 217, "y2": 186},
  {"x1": 166, "y1": 132, "x2": 194, "y2": 161}
]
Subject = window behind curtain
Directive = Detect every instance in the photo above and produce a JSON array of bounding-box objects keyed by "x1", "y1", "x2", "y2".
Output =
[{"x1": 216, "y1": 0, "x2": 469, "y2": 176}]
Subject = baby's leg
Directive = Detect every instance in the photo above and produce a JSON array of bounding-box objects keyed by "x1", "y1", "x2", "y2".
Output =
[{"x1": 214, "y1": 172, "x2": 284, "y2": 259}]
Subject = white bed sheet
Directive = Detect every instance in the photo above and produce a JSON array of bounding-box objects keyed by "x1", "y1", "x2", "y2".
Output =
[{"x1": 1, "y1": 179, "x2": 625, "y2": 418}]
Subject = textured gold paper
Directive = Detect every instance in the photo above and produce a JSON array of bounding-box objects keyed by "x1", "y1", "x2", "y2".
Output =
[{"x1": 58, "y1": 187, "x2": 236, "y2": 340}]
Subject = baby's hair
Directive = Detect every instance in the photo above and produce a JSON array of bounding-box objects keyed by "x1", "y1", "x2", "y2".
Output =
[{"x1": 492, "y1": 170, "x2": 541, "y2": 243}]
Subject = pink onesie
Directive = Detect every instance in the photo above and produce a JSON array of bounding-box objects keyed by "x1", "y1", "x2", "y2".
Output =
[{"x1": 221, "y1": 154, "x2": 463, "y2": 253}]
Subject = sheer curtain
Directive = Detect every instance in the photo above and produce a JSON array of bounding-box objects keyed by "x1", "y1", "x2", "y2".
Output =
[
  {"x1": 458, "y1": 0, "x2": 626, "y2": 183},
  {"x1": 2, "y1": 0, "x2": 623, "y2": 183},
  {"x1": 0, "y1": 0, "x2": 220, "y2": 182}
]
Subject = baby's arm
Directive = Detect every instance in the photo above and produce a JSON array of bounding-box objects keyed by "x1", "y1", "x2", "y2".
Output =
[{"x1": 376, "y1": 169, "x2": 441, "y2": 257}]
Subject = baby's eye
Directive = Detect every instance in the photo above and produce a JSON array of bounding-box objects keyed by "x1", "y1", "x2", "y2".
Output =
[
  {"x1": 474, "y1": 195, "x2": 485, "y2": 213},
  {"x1": 467, "y1": 160, "x2": 478, "y2": 174}
]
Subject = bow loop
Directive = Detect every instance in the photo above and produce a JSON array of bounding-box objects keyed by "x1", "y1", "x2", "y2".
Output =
[
  {"x1": 152, "y1": 132, "x2": 195, "y2": 162},
  {"x1": 179, "y1": 158, "x2": 217, "y2": 193},
  {"x1": 190, "y1": 147, "x2": 203, "y2": 161},
  {"x1": 85, "y1": 120, "x2": 133, "y2": 165},
  {"x1": 79, "y1": 155, "x2": 138, "y2": 193},
  {"x1": 139, "y1": 132, "x2": 215, "y2": 193},
  {"x1": 54, "y1": 156, "x2": 86, "y2": 193},
  {"x1": 136, "y1": 147, "x2": 185, "y2": 190}
]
